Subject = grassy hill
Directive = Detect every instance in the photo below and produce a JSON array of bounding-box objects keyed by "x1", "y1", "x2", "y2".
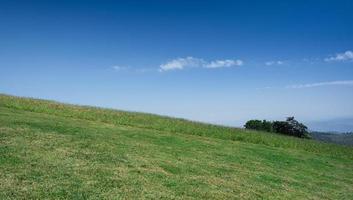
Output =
[{"x1": 1, "y1": 94, "x2": 353, "y2": 199}]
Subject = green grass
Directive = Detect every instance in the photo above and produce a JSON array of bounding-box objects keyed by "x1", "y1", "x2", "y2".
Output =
[{"x1": 1, "y1": 94, "x2": 353, "y2": 199}]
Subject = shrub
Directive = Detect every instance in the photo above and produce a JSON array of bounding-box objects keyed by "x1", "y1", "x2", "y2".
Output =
[
  {"x1": 262, "y1": 120, "x2": 273, "y2": 132},
  {"x1": 273, "y1": 117, "x2": 310, "y2": 138},
  {"x1": 245, "y1": 117, "x2": 310, "y2": 139},
  {"x1": 244, "y1": 120, "x2": 263, "y2": 130},
  {"x1": 244, "y1": 120, "x2": 273, "y2": 132}
]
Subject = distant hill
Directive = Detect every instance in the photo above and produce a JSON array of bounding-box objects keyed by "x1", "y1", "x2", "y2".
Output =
[
  {"x1": 307, "y1": 118, "x2": 353, "y2": 133},
  {"x1": 310, "y1": 131, "x2": 353, "y2": 146},
  {"x1": 1, "y1": 94, "x2": 353, "y2": 199}
]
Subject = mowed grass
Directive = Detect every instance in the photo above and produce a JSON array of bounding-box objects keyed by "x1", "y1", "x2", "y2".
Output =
[{"x1": 0, "y1": 94, "x2": 353, "y2": 199}]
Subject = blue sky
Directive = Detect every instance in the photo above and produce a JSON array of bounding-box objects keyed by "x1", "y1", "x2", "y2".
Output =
[{"x1": 1, "y1": 0, "x2": 353, "y2": 131}]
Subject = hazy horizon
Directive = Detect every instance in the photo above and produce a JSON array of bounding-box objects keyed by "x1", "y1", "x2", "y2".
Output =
[{"x1": 2, "y1": 92, "x2": 353, "y2": 133}]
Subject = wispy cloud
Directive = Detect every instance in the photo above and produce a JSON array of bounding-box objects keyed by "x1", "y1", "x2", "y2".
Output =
[
  {"x1": 159, "y1": 57, "x2": 243, "y2": 71},
  {"x1": 302, "y1": 58, "x2": 320, "y2": 64},
  {"x1": 265, "y1": 60, "x2": 284, "y2": 66},
  {"x1": 112, "y1": 66, "x2": 158, "y2": 73},
  {"x1": 112, "y1": 65, "x2": 129, "y2": 71},
  {"x1": 324, "y1": 50, "x2": 353, "y2": 62},
  {"x1": 286, "y1": 80, "x2": 353, "y2": 89},
  {"x1": 134, "y1": 68, "x2": 158, "y2": 73},
  {"x1": 159, "y1": 57, "x2": 204, "y2": 71},
  {"x1": 204, "y1": 59, "x2": 243, "y2": 68}
]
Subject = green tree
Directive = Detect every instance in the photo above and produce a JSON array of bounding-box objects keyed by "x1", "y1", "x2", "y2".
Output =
[
  {"x1": 273, "y1": 117, "x2": 310, "y2": 138},
  {"x1": 244, "y1": 120, "x2": 273, "y2": 132},
  {"x1": 245, "y1": 117, "x2": 310, "y2": 139},
  {"x1": 244, "y1": 120, "x2": 263, "y2": 130}
]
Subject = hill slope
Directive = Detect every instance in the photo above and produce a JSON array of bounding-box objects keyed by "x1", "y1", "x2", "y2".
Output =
[{"x1": 1, "y1": 94, "x2": 353, "y2": 199}]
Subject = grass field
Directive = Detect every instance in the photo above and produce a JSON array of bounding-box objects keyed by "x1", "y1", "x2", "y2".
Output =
[{"x1": 1, "y1": 94, "x2": 353, "y2": 199}]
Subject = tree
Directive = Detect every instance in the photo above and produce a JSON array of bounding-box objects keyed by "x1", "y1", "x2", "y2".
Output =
[
  {"x1": 261, "y1": 120, "x2": 273, "y2": 132},
  {"x1": 273, "y1": 117, "x2": 310, "y2": 138},
  {"x1": 244, "y1": 120, "x2": 263, "y2": 130},
  {"x1": 244, "y1": 117, "x2": 310, "y2": 139},
  {"x1": 244, "y1": 120, "x2": 273, "y2": 132}
]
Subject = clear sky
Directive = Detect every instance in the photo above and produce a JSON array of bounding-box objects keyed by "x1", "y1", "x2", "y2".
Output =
[{"x1": 1, "y1": 0, "x2": 353, "y2": 131}]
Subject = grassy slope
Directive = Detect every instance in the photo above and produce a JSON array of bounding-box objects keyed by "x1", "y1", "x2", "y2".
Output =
[{"x1": 0, "y1": 94, "x2": 353, "y2": 199}]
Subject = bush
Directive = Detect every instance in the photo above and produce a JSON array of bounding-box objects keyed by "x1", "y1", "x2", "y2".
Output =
[
  {"x1": 262, "y1": 120, "x2": 273, "y2": 132},
  {"x1": 245, "y1": 117, "x2": 310, "y2": 139},
  {"x1": 244, "y1": 120, "x2": 273, "y2": 132},
  {"x1": 273, "y1": 117, "x2": 310, "y2": 138},
  {"x1": 244, "y1": 120, "x2": 263, "y2": 130}
]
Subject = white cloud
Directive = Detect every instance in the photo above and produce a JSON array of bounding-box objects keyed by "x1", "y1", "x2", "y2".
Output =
[
  {"x1": 265, "y1": 60, "x2": 284, "y2": 66},
  {"x1": 302, "y1": 58, "x2": 320, "y2": 64},
  {"x1": 324, "y1": 50, "x2": 353, "y2": 62},
  {"x1": 286, "y1": 80, "x2": 353, "y2": 89},
  {"x1": 134, "y1": 68, "x2": 158, "y2": 73},
  {"x1": 112, "y1": 65, "x2": 129, "y2": 71},
  {"x1": 159, "y1": 57, "x2": 243, "y2": 71},
  {"x1": 159, "y1": 57, "x2": 204, "y2": 71},
  {"x1": 204, "y1": 59, "x2": 243, "y2": 68}
]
